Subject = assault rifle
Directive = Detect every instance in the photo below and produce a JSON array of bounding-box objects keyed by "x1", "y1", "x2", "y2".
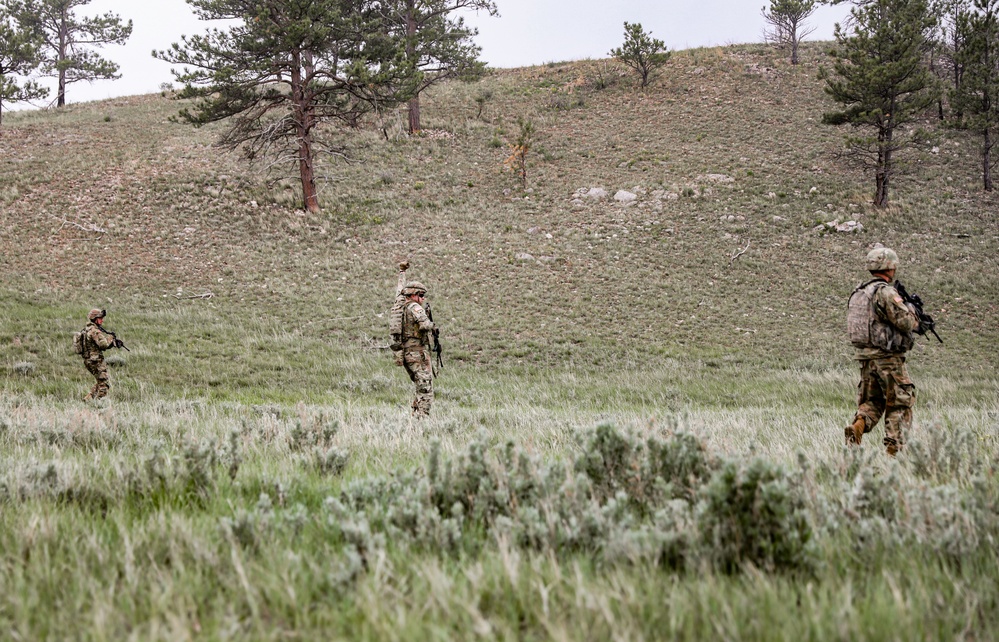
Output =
[
  {"x1": 423, "y1": 301, "x2": 443, "y2": 370},
  {"x1": 894, "y1": 281, "x2": 943, "y2": 343},
  {"x1": 100, "y1": 326, "x2": 131, "y2": 352}
]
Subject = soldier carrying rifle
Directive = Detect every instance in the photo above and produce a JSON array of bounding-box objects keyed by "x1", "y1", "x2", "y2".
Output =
[
  {"x1": 74, "y1": 308, "x2": 128, "y2": 401},
  {"x1": 845, "y1": 247, "x2": 936, "y2": 455},
  {"x1": 390, "y1": 261, "x2": 440, "y2": 418}
]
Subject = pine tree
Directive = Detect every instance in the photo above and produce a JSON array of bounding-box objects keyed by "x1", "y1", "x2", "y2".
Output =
[
  {"x1": 13, "y1": 0, "x2": 131, "y2": 107},
  {"x1": 155, "y1": 0, "x2": 411, "y2": 213},
  {"x1": 762, "y1": 0, "x2": 818, "y2": 64},
  {"x1": 929, "y1": 0, "x2": 973, "y2": 119},
  {"x1": 379, "y1": 0, "x2": 496, "y2": 134},
  {"x1": 821, "y1": 0, "x2": 939, "y2": 207},
  {"x1": 952, "y1": 0, "x2": 999, "y2": 190},
  {"x1": 0, "y1": 1, "x2": 47, "y2": 124},
  {"x1": 610, "y1": 22, "x2": 671, "y2": 89}
]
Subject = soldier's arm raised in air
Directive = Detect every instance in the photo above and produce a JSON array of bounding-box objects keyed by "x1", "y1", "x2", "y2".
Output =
[{"x1": 396, "y1": 260, "x2": 410, "y2": 296}]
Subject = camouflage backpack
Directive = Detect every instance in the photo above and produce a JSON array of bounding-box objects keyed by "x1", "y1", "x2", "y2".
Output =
[
  {"x1": 847, "y1": 280, "x2": 913, "y2": 352},
  {"x1": 389, "y1": 295, "x2": 407, "y2": 361},
  {"x1": 73, "y1": 328, "x2": 86, "y2": 355}
]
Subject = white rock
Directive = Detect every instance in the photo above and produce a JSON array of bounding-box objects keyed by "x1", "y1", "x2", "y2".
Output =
[
  {"x1": 614, "y1": 190, "x2": 637, "y2": 202},
  {"x1": 835, "y1": 220, "x2": 864, "y2": 233},
  {"x1": 697, "y1": 174, "x2": 734, "y2": 183},
  {"x1": 514, "y1": 252, "x2": 536, "y2": 262}
]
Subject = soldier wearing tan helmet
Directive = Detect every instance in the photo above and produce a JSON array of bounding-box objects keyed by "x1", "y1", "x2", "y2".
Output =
[
  {"x1": 389, "y1": 261, "x2": 436, "y2": 417},
  {"x1": 845, "y1": 247, "x2": 921, "y2": 455},
  {"x1": 79, "y1": 308, "x2": 116, "y2": 401}
]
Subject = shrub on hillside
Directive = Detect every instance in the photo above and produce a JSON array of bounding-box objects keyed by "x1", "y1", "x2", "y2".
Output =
[
  {"x1": 697, "y1": 458, "x2": 813, "y2": 573},
  {"x1": 575, "y1": 424, "x2": 713, "y2": 510}
]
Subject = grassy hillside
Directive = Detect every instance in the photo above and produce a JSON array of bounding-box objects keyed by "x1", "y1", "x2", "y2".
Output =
[
  {"x1": 1, "y1": 43, "x2": 998, "y2": 640},
  {"x1": 2, "y1": 43, "x2": 997, "y2": 383}
]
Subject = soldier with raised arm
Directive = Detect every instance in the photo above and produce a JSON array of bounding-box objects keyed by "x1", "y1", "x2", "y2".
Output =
[{"x1": 389, "y1": 261, "x2": 436, "y2": 417}]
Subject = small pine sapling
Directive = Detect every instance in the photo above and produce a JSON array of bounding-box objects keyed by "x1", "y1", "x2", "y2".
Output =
[
  {"x1": 503, "y1": 117, "x2": 534, "y2": 189},
  {"x1": 610, "y1": 21, "x2": 671, "y2": 88}
]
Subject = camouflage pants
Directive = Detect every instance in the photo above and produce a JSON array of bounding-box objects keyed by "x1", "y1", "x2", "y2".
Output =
[
  {"x1": 852, "y1": 356, "x2": 916, "y2": 454},
  {"x1": 84, "y1": 358, "x2": 109, "y2": 400},
  {"x1": 403, "y1": 347, "x2": 433, "y2": 417}
]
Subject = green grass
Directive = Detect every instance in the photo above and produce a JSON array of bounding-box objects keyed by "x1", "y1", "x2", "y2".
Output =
[{"x1": 2, "y1": 41, "x2": 999, "y2": 639}]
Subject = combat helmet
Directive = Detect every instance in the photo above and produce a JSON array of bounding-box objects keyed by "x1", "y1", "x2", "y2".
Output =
[
  {"x1": 402, "y1": 281, "x2": 427, "y2": 296},
  {"x1": 866, "y1": 247, "x2": 899, "y2": 272},
  {"x1": 88, "y1": 308, "x2": 106, "y2": 321}
]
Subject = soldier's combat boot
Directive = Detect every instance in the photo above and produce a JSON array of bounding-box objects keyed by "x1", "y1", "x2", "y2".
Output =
[{"x1": 845, "y1": 417, "x2": 866, "y2": 445}]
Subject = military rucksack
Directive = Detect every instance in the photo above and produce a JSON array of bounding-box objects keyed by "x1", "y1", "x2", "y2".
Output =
[
  {"x1": 73, "y1": 328, "x2": 86, "y2": 355},
  {"x1": 389, "y1": 294, "x2": 406, "y2": 338},
  {"x1": 389, "y1": 294, "x2": 406, "y2": 363},
  {"x1": 847, "y1": 280, "x2": 913, "y2": 352}
]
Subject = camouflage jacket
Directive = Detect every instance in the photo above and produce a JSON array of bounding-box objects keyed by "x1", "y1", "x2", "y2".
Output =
[
  {"x1": 402, "y1": 301, "x2": 435, "y2": 348},
  {"x1": 82, "y1": 322, "x2": 115, "y2": 360}
]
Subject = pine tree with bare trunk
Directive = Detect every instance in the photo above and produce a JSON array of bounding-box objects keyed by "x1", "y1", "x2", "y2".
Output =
[
  {"x1": 820, "y1": 0, "x2": 938, "y2": 208},
  {"x1": 379, "y1": 0, "x2": 496, "y2": 134},
  {"x1": 12, "y1": 0, "x2": 130, "y2": 108},
  {"x1": 928, "y1": 0, "x2": 972, "y2": 119},
  {"x1": 762, "y1": 0, "x2": 818, "y2": 64},
  {"x1": 952, "y1": 0, "x2": 999, "y2": 190},
  {"x1": 155, "y1": 0, "x2": 411, "y2": 214}
]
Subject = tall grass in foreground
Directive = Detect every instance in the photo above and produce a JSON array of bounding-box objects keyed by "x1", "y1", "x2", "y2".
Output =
[
  {"x1": 2, "y1": 40, "x2": 998, "y2": 640},
  {"x1": 1, "y1": 385, "x2": 997, "y2": 640}
]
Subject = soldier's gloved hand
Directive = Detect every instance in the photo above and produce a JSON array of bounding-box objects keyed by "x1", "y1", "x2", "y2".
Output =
[{"x1": 398, "y1": 260, "x2": 410, "y2": 271}]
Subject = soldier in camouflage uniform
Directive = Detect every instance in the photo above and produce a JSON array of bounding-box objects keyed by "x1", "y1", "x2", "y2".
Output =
[
  {"x1": 845, "y1": 248, "x2": 921, "y2": 455},
  {"x1": 391, "y1": 272, "x2": 436, "y2": 417},
  {"x1": 80, "y1": 308, "x2": 117, "y2": 401}
]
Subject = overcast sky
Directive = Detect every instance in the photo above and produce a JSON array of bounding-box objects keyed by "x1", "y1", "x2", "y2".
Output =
[{"x1": 18, "y1": 0, "x2": 852, "y2": 108}]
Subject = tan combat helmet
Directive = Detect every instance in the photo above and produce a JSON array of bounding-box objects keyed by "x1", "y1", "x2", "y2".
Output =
[
  {"x1": 866, "y1": 247, "x2": 899, "y2": 272},
  {"x1": 402, "y1": 281, "x2": 427, "y2": 296},
  {"x1": 88, "y1": 308, "x2": 106, "y2": 321}
]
